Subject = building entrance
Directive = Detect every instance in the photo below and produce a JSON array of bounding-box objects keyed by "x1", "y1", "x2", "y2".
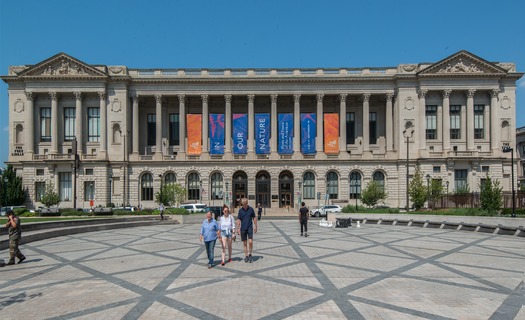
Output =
[
  {"x1": 279, "y1": 171, "x2": 294, "y2": 209},
  {"x1": 256, "y1": 171, "x2": 271, "y2": 209}
]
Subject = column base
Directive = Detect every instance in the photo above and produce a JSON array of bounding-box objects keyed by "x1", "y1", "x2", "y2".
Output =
[
  {"x1": 247, "y1": 151, "x2": 256, "y2": 160},
  {"x1": 200, "y1": 152, "x2": 210, "y2": 160},
  {"x1": 338, "y1": 151, "x2": 350, "y2": 159},
  {"x1": 315, "y1": 152, "x2": 327, "y2": 160},
  {"x1": 224, "y1": 152, "x2": 233, "y2": 160},
  {"x1": 361, "y1": 151, "x2": 373, "y2": 159},
  {"x1": 292, "y1": 151, "x2": 302, "y2": 160},
  {"x1": 270, "y1": 152, "x2": 279, "y2": 160}
]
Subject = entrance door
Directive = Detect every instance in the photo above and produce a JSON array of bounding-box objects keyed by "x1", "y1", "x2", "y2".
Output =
[
  {"x1": 256, "y1": 172, "x2": 271, "y2": 208},
  {"x1": 279, "y1": 171, "x2": 294, "y2": 208},
  {"x1": 232, "y1": 171, "x2": 247, "y2": 209}
]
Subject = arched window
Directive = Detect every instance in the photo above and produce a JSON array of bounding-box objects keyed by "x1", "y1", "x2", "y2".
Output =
[
  {"x1": 141, "y1": 173, "x2": 153, "y2": 201},
  {"x1": 373, "y1": 171, "x2": 385, "y2": 191},
  {"x1": 303, "y1": 172, "x2": 315, "y2": 199},
  {"x1": 326, "y1": 171, "x2": 338, "y2": 199},
  {"x1": 210, "y1": 172, "x2": 223, "y2": 200},
  {"x1": 188, "y1": 172, "x2": 201, "y2": 201},
  {"x1": 164, "y1": 172, "x2": 176, "y2": 185},
  {"x1": 349, "y1": 172, "x2": 361, "y2": 199}
]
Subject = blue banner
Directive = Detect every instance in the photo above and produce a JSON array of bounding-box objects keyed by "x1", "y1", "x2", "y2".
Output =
[
  {"x1": 301, "y1": 113, "x2": 316, "y2": 154},
  {"x1": 278, "y1": 113, "x2": 293, "y2": 154},
  {"x1": 255, "y1": 113, "x2": 270, "y2": 154},
  {"x1": 233, "y1": 114, "x2": 248, "y2": 154},
  {"x1": 209, "y1": 114, "x2": 225, "y2": 155}
]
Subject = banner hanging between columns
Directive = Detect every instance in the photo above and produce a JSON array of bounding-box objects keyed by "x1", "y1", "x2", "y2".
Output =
[
  {"x1": 187, "y1": 114, "x2": 202, "y2": 155},
  {"x1": 233, "y1": 113, "x2": 247, "y2": 154},
  {"x1": 278, "y1": 113, "x2": 293, "y2": 154},
  {"x1": 209, "y1": 113, "x2": 225, "y2": 155},
  {"x1": 324, "y1": 113, "x2": 339, "y2": 154},
  {"x1": 255, "y1": 113, "x2": 270, "y2": 154},
  {"x1": 301, "y1": 113, "x2": 316, "y2": 154}
]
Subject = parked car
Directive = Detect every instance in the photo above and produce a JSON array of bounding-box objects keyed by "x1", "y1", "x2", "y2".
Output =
[
  {"x1": 311, "y1": 205, "x2": 342, "y2": 217},
  {"x1": 179, "y1": 203, "x2": 207, "y2": 213}
]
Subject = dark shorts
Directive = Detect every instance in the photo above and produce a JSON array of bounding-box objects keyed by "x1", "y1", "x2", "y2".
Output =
[{"x1": 241, "y1": 230, "x2": 253, "y2": 241}]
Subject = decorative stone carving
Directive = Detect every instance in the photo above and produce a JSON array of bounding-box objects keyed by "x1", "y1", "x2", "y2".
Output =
[
  {"x1": 247, "y1": 94, "x2": 255, "y2": 103},
  {"x1": 363, "y1": 93, "x2": 370, "y2": 102},
  {"x1": 401, "y1": 64, "x2": 417, "y2": 72},
  {"x1": 73, "y1": 91, "x2": 82, "y2": 101},
  {"x1": 111, "y1": 98, "x2": 122, "y2": 112},
  {"x1": 270, "y1": 94, "x2": 278, "y2": 103},
  {"x1": 9, "y1": 66, "x2": 28, "y2": 75},
  {"x1": 418, "y1": 89, "x2": 428, "y2": 99},
  {"x1": 437, "y1": 59, "x2": 483, "y2": 73},
  {"x1": 108, "y1": 66, "x2": 126, "y2": 75},
  {"x1": 42, "y1": 59, "x2": 86, "y2": 75},
  {"x1": 442, "y1": 90, "x2": 452, "y2": 99},
  {"x1": 404, "y1": 97, "x2": 415, "y2": 110},
  {"x1": 465, "y1": 89, "x2": 476, "y2": 99},
  {"x1": 497, "y1": 63, "x2": 515, "y2": 72},
  {"x1": 98, "y1": 91, "x2": 106, "y2": 101},
  {"x1": 339, "y1": 94, "x2": 347, "y2": 102},
  {"x1": 224, "y1": 94, "x2": 232, "y2": 103},
  {"x1": 14, "y1": 98, "x2": 24, "y2": 113},
  {"x1": 24, "y1": 91, "x2": 33, "y2": 101},
  {"x1": 201, "y1": 94, "x2": 209, "y2": 103},
  {"x1": 501, "y1": 96, "x2": 511, "y2": 110}
]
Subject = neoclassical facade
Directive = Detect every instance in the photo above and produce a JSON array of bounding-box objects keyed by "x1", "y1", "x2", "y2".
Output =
[{"x1": 2, "y1": 51, "x2": 523, "y2": 210}]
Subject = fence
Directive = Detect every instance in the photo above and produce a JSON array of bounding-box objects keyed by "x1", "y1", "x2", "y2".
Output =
[{"x1": 431, "y1": 191, "x2": 525, "y2": 209}]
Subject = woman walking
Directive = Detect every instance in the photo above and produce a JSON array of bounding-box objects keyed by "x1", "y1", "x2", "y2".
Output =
[{"x1": 219, "y1": 205, "x2": 235, "y2": 265}]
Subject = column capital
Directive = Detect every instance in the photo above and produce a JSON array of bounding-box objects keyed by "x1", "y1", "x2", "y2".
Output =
[
  {"x1": 247, "y1": 94, "x2": 255, "y2": 103},
  {"x1": 363, "y1": 93, "x2": 371, "y2": 102},
  {"x1": 49, "y1": 91, "x2": 58, "y2": 101},
  {"x1": 294, "y1": 94, "x2": 301, "y2": 103},
  {"x1": 154, "y1": 94, "x2": 162, "y2": 103},
  {"x1": 490, "y1": 89, "x2": 499, "y2": 98},
  {"x1": 270, "y1": 94, "x2": 278, "y2": 103},
  {"x1": 97, "y1": 91, "x2": 106, "y2": 100},
  {"x1": 201, "y1": 94, "x2": 209, "y2": 103},
  {"x1": 417, "y1": 89, "x2": 428, "y2": 99},
  {"x1": 339, "y1": 93, "x2": 348, "y2": 102},
  {"x1": 73, "y1": 91, "x2": 82, "y2": 101},
  {"x1": 442, "y1": 89, "x2": 452, "y2": 99},
  {"x1": 224, "y1": 94, "x2": 232, "y2": 103},
  {"x1": 465, "y1": 89, "x2": 476, "y2": 99},
  {"x1": 130, "y1": 93, "x2": 139, "y2": 103},
  {"x1": 25, "y1": 91, "x2": 34, "y2": 101},
  {"x1": 178, "y1": 94, "x2": 186, "y2": 103},
  {"x1": 316, "y1": 93, "x2": 324, "y2": 102},
  {"x1": 385, "y1": 93, "x2": 394, "y2": 102}
]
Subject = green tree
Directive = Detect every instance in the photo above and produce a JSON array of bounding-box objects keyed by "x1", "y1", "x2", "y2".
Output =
[
  {"x1": 155, "y1": 183, "x2": 176, "y2": 206},
  {"x1": 40, "y1": 183, "x2": 61, "y2": 208},
  {"x1": 361, "y1": 180, "x2": 387, "y2": 207},
  {"x1": 408, "y1": 166, "x2": 426, "y2": 210},
  {"x1": 452, "y1": 184, "x2": 471, "y2": 207},
  {"x1": 428, "y1": 179, "x2": 444, "y2": 208},
  {"x1": 479, "y1": 177, "x2": 502, "y2": 212},
  {"x1": 173, "y1": 183, "x2": 186, "y2": 207},
  {"x1": 1, "y1": 164, "x2": 26, "y2": 206}
]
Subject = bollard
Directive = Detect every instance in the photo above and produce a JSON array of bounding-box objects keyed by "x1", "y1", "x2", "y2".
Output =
[{"x1": 357, "y1": 221, "x2": 361, "y2": 228}]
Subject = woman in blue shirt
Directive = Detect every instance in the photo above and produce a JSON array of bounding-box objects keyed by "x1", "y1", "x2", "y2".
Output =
[{"x1": 200, "y1": 211, "x2": 220, "y2": 268}]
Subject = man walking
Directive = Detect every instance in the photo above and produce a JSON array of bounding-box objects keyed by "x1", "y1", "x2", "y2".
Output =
[
  {"x1": 236, "y1": 198, "x2": 257, "y2": 263},
  {"x1": 5, "y1": 210, "x2": 26, "y2": 265},
  {"x1": 159, "y1": 203, "x2": 165, "y2": 220},
  {"x1": 299, "y1": 202, "x2": 309, "y2": 237}
]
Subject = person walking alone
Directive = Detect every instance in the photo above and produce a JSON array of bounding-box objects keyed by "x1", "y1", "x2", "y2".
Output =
[
  {"x1": 5, "y1": 210, "x2": 26, "y2": 265},
  {"x1": 200, "y1": 211, "x2": 220, "y2": 269},
  {"x1": 159, "y1": 203, "x2": 165, "y2": 220},
  {"x1": 299, "y1": 202, "x2": 309, "y2": 237},
  {"x1": 236, "y1": 198, "x2": 257, "y2": 263}
]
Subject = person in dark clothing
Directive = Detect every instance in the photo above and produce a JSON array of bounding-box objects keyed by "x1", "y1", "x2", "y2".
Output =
[
  {"x1": 236, "y1": 198, "x2": 257, "y2": 263},
  {"x1": 299, "y1": 202, "x2": 309, "y2": 237},
  {"x1": 5, "y1": 210, "x2": 26, "y2": 265},
  {"x1": 257, "y1": 203, "x2": 262, "y2": 221}
]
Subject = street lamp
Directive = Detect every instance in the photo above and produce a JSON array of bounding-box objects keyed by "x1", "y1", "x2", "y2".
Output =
[
  {"x1": 199, "y1": 180, "x2": 203, "y2": 203},
  {"x1": 159, "y1": 174, "x2": 163, "y2": 206},
  {"x1": 502, "y1": 146, "x2": 516, "y2": 218},
  {"x1": 298, "y1": 180, "x2": 302, "y2": 210},
  {"x1": 403, "y1": 128, "x2": 414, "y2": 211},
  {"x1": 426, "y1": 174, "x2": 431, "y2": 209},
  {"x1": 109, "y1": 175, "x2": 112, "y2": 206},
  {"x1": 352, "y1": 179, "x2": 358, "y2": 212},
  {"x1": 90, "y1": 182, "x2": 94, "y2": 211},
  {"x1": 446, "y1": 180, "x2": 449, "y2": 208}
]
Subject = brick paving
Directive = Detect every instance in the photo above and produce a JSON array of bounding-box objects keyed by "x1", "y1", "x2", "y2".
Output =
[{"x1": 0, "y1": 220, "x2": 524, "y2": 319}]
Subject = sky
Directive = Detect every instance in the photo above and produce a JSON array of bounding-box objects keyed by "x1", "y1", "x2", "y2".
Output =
[{"x1": 1, "y1": 0, "x2": 524, "y2": 167}]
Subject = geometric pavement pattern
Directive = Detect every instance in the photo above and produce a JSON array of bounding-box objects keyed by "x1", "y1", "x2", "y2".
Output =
[{"x1": 0, "y1": 220, "x2": 524, "y2": 320}]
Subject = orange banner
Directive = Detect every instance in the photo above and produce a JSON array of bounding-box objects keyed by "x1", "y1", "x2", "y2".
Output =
[
  {"x1": 324, "y1": 114, "x2": 339, "y2": 154},
  {"x1": 187, "y1": 114, "x2": 202, "y2": 155}
]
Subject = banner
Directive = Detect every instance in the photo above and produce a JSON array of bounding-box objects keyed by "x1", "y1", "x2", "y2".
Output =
[
  {"x1": 233, "y1": 113, "x2": 248, "y2": 154},
  {"x1": 324, "y1": 113, "x2": 339, "y2": 154},
  {"x1": 209, "y1": 114, "x2": 225, "y2": 155},
  {"x1": 187, "y1": 114, "x2": 202, "y2": 155},
  {"x1": 255, "y1": 113, "x2": 270, "y2": 154},
  {"x1": 278, "y1": 113, "x2": 293, "y2": 154},
  {"x1": 301, "y1": 113, "x2": 316, "y2": 154}
]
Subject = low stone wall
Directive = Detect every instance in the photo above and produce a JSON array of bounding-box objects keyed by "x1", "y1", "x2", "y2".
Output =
[{"x1": 170, "y1": 214, "x2": 207, "y2": 224}]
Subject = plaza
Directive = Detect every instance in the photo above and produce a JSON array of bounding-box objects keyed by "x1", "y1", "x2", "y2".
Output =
[{"x1": 1, "y1": 220, "x2": 523, "y2": 319}]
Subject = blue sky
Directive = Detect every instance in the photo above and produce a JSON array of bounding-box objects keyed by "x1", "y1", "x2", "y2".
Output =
[{"x1": 1, "y1": 0, "x2": 524, "y2": 166}]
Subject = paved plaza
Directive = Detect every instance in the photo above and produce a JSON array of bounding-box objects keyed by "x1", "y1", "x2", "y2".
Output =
[{"x1": 0, "y1": 220, "x2": 524, "y2": 319}]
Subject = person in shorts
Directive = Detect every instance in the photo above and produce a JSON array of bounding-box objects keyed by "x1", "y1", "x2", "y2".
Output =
[
  {"x1": 236, "y1": 198, "x2": 257, "y2": 263},
  {"x1": 218, "y1": 205, "x2": 235, "y2": 265},
  {"x1": 299, "y1": 202, "x2": 309, "y2": 237},
  {"x1": 5, "y1": 210, "x2": 26, "y2": 265}
]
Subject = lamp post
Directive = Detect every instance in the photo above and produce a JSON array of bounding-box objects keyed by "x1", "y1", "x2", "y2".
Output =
[
  {"x1": 159, "y1": 174, "x2": 163, "y2": 206},
  {"x1": 225, "y1": 181, "x2": 229, "y2": 206},
  {"x1": 109, "y1": 175, "x2": 112, "y2": 206},
  {"x1": 90, "y1": 182, "x2": 94, "y2": 211},
  {"x1": 298, "y1": 180, "x2": 302, "y2": 210},
  {"x1": 353, "y1": 179, "x2": 358, "y2": 212},
  {"x1": 199, "y1": 180, "x2": 203, "y2": 203},
  {"x1": 446, "y1": 180, "x2": 449, "y2": 208},
  {"x1": 426, "y1": 174, "x2": 431, "y2": 209},
  {"x1": 502, "y1": 146, "x2": 516, "y2": 218},
  {"x1": 403, "y1": 129, "x2": 414, "y2": 211}
]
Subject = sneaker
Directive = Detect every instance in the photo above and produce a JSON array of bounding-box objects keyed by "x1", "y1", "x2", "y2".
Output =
[
  {"x1": 221, "y1": 261, "x2": 225, "y2": 266},
  {"x1": 244, "y1": 256, "x2": 249, "y2": 263},
  {"x1": 228, "y1": 258, "x2": 232, "y2": 263},
  {"x1": 18, "y1": 256, "x2": 26, "y2": 264},
  {"x1": 300, "y1": 233, "x2": 303, "y2": 237},
  {"x1": 6, "y1": 260, "x2": 15, "y2": 266},
  {"x1": 208, "y1": 264, "x2": 212, "y2": 269},
  {"x1": 249, "y1": 254, "x2": 253, "y2": 263},
  {"x1": 304, "y1": 233, "x2": 308, "y2": 237}
]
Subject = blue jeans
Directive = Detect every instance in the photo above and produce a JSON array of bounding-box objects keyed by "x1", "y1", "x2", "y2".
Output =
[{"x1": 204, "y1": 239, "x2": 216, "y2": 265}]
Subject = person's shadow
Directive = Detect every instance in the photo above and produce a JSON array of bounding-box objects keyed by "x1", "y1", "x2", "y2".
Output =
[{"x1": 0, "y1": 258, "x2": 43, "y2": 267}]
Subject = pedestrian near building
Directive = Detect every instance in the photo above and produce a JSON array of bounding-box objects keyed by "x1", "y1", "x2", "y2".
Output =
[
  {"x1": 159, "y1": 203, "x2": 165, "y2": 220},
  {"x1": 257, "y1": 203, "x2": 262, "y2": 221},
  {"x1": 236, "y1": 198, "x2": 257, "y2": 263},
  {"x1": 200, "y1": 211, "x2": 220, "y2": 269},
  {"x1": 299, "y1": 202, "x2": 309, "y2": 237},
  {"x1": 5, "y1": 210, "x2": 26, "y2": 265},
  {"x1": 218, "y1": 205, "x2": 235, "y2": 265}
]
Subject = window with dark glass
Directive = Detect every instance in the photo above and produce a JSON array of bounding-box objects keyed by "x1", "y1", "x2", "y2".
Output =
[
  {"x1": 40, "y1": 108, "x2": 51, "y2": 142},
  {"x1": 188, "y1": 172, "x2": 200, "y2": 200},
  {"x1": 433, "y1": 166, "x2": 441, "y2": 173},
  {"x1": 59, "y1": 172, "x2": 72, "y2": 201},
  {"x1": 303, "y1": 172, "x2": 315, "y2": 199},
  {"x1": 169, "y1": 113, "x2": 180, "y2": 145},
  {"x1": 164, "y1": 172, "x2": 176, "y2": 185},
  {"x1": 84, "y1": 181, "x2": 95, "y2": 201},
  {"x1": 63, "y1": 107, "x2": 76, "y2": 141},
  {"x1": 147, "y1": 114, "x2": 156, "y2": 146},
  {"x1": 35, "y1": 182, "x2": 45, "y2": 201},
  {"x1": 141, "y1": 173, "x2": 153, "y2": 201},
  {"x1": 426, "y1": 105, "x2": 437, "y2": 140},
  {"x1": 346, "y1": 112, "x2": 355, "y2": 144},
  {"x1": 454, "y1": 169, "x2": 468, "y2": 191},
  {"x1": 349, "y1": 171, "x2": 361, "y2": 199},
  {"x1": 87, "y1": 107, "x2": 100, "y2": 142},
  {"x1": 450, "y1": 105, "x2": 461, "y2": 139},
  {"x1": 474, "y1": 105, "x2": 484, "y2": 139},
  {"x1": 211, "y1": 172, "x2": 223, "y2": 200},
  {"x1": 369, "y1": 112, "x2": 377, "y2": 144},
  {"x1": 373, "y1": 171, "x2": 385, "y2": 191},
  {"x1": 326, "y1": 171, "x2": 338, "y2": 199}
]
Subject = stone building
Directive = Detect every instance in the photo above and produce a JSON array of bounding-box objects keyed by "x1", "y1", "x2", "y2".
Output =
[{"x1": 2, "y1": 51, "x2": 523, "y2": 210}]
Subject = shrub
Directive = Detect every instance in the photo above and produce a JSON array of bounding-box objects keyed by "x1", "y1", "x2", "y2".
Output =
[
  {"x1": 61, "y1": 210, "x2": 86, "y2": 217},
  {"x1": 40, "y1": 210, "x2": 61, "y2": 217},
  {"x1": 92, "y1": 210, "x2": 113, "y2": 216}
]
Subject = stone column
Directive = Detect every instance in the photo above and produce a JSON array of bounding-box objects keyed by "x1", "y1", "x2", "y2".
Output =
[
  {"x1": 132, "y1": 94, "x2": 139, "y2": 156},
  {"x1": 442, "y1": 90, "x2": 451, "y2": 152},
  {"x1": 418, "y1": 89, "x2": 427, "y2": 150},
  {"x1": 466, "y1": 89, "x2": 476, "y2": 150},
  {"x1": 154, "y1": 94, "x2": 163, "y2": 157},
  {"x1": 25, "y1": 91, "x2": 34, "y2": 155},
  {"x1": 316, "y1": 93, "x2": 324, "y2": 157},
  {"x1": 270, "y1": 94, "x2": 278, "y2": 159},
  {"x1": 362, "y1": 93, "x2": 370, "y2": 152},
  {"x1": 74, "y1": 92, "x2": 83, "y2": 156},
  {"x1": 98, "y1": 91, "x2": 107, "y2": 156},
  {"x1": 490, "y1": 89, "x2": 499, "y2": 152},
  {"x1": 201, "y1": 94, "x2": 209, "y2": 159},
  {"x1": 224, "y1": 94, "x2": 232, "y2": 158},
  {"x1": 177, "y1": 94, "x2": 186, "y2": 160},
  {"x1": 339, "y1": 94, "x2": 347, "y2": 154},
  {"x1": 293, "y1": 94, "x2": 301, "y2": 158},
  {"x1": 393, "y1": 93, "x2": 399, "y2": 151},
  {"x1": 247, "y1": 94, "x2": 255, "y2": 159},
  {"x1": 386, "y1": 93, "x2": 393, "y2": 152},
  {"x1": 50, "y1": 92, "x2": 58, "y2": 154}
]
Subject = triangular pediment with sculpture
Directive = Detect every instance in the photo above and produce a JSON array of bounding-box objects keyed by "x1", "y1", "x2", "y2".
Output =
[
  {"x1": 418, "y1": 50, "x2": 507, "y2": 76},
  {"x1": 17, "y1": 52, "x2": 107, "y2": 78}
]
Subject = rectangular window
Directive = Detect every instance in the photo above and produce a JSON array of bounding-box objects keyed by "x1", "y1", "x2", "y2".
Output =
[
  {"x1": 147, "y1": 114, "x2": 156, "y2": 146},
  {"x1": 433, "y1": 166, "x2": 441, "y2": 173},
  {"x1": 169, "y1": 113, "x2": 180, "y2": 145},
  {"x1": 454, "y1": 169, "x2": 468, "y2": 191},
  {"x1": 112, "y1": 177, "x2": 120, "y2": 196},
  {"x1": 84, "y1": 181, "x2": 95, "y2": 201},
  {"x1": 36, "y1": 169, "x2": 45, "y2": 176},
  {"x1": 59, "y1": 172, "x2": 72, "y2": 201},
  {"x1": 35, "y1": 182, "x2": 45, "y2": 201},
  {"x1": 426, "y1": 105, "x2": 437, "y2": 140},
  {"x1": 369, "y1": 112, "x2": 377, "y2": 144},
  {"x1": 482, "y1": 166, "x2": 490, "y2": 173},
  {"x1": 87, "y1": 108, "x2": 100, "y2": 142},
  {"x1": 40, "y1": 108, "x2": 52, "y2": 142},
  {"x1": 85, "y1": 168, "x2": 94, "y2": 175},
  {"x1": 450, "y1": 105, "x2": 461, "y2": 139},
  {"x1": 346, "y1": 112, "x2": 355, "y2": 144},
  {"x1": 474, "y1": 105, "x2": 484, "y2": 139},
  {"x1": 63, "y1": 107, "x2": 76, "y2": 141}
]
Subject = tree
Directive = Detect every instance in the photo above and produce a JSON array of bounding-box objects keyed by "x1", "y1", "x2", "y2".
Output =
[
  {"x1": 40, "y1": 183, "x2": 61, "y2": 208},
  {"x1": 408, "y1": 166, "x2": 426, "y2": 210},
  {"x1": 1, "y1": 164, "x2": 26, "y2": 206},
  {"x1": 173, "y1": 183, "x2": 187, "y2": 207},
  {"x1": 479, "y1": 177, "x2": 502, "y2": 212},
  {"x1": 452, "y1": 184, "x2": 471, "y2": 207},
  {"x1": 361, "y1": 180, "x2": 387, "y2": 207},
  {"x1": 428, "y1": 179, "x2": 444, "y2": 208},
  {"x1": 155, "y1": 183, "x2": 176, "y2": 206}
]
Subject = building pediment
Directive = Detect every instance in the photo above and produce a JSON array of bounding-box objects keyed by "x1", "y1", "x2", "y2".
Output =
[
  {"x1": 17, "y1": 52, "x2": 107, "y2": 78},
  {"x1": 418, "y1": 50, "x2": 507, "y2": 76}
]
